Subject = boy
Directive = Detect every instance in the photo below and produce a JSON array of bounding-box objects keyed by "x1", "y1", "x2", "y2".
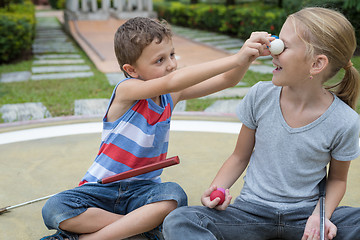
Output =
[{"x1": 41, "y1": 17, "x2": 272, "y2": 240}]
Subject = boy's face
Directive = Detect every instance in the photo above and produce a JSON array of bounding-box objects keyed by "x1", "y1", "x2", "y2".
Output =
[{"x1": 131, "y1": 37, "x2": 177, "y2": 80}]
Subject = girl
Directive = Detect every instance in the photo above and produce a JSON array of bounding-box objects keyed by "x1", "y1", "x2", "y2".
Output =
[{"x1": 163, "y1": 7, "x2": 360, "y2": 240}]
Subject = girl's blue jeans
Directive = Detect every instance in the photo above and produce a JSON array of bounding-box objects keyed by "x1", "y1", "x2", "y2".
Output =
[{"x1": 163, "y1": 199, "x2": 360, "y2": 240}]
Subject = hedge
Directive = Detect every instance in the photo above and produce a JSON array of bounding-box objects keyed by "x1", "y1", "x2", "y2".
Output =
[
  {"x1": 48, "y1": 0, "x2": 65, "y2": 9},
  {"x1": 0, "y1": 0, "x2": 35, "y2": 63},
  {"x1": 154, "y1": 2, "x2": 287, "y2": 39},
  {"x1": 283, "y1": 0, "x2": 360, "y2": 51},
  {"x1": 154, "y1": 1, "x2": 359, "y2": 50}
]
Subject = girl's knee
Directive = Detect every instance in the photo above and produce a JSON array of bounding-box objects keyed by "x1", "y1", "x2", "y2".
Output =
[{"x1": 163, "y1": 207, "x2": 192, "y2": 236}]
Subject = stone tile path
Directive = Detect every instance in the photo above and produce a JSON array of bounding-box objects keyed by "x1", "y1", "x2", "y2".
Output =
[
  {"x1": 0, "y1": 17, "x2": 276, "y2": 123},
  {"x1": 172, "y1": 26, "x2": 244, "y2": 54},
  {"x1": 204, "y1": 99, "x2": 242, "y2": 115},
  {"x1": 31, "y1": 17, "x2": 94, "y2": 81},
  {"x1": 74, "y1": 99, "x2": 109, "y2": 116},
  {"x1": 0, "y1": 103, "x2": 52, "y2": 123},
  {"x1": 0, "y1": 71, "x2": 31, "y2": 83}
]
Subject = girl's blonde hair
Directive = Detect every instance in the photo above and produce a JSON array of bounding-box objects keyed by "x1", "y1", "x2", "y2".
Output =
[{"x1": 289, "y1": 7, "x2": 360, "y2": 109}]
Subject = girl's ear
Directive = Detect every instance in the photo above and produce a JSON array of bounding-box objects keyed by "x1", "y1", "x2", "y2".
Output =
[
  {"x1": 310, "y1": 54, "x2": 329, "y2": 76},
  {"x1": 122, "y1": 64, "x2": 139, "y2": 78}
]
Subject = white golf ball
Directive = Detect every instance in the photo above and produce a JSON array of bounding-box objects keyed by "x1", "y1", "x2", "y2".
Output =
[{"x1": 269, "y1": 38, "x2": 284, "y2": 55}]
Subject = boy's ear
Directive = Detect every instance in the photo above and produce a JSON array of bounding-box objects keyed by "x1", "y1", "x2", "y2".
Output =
[
  {"x1": 310, "y1": 54, "x2": 329, "y2": 75},
  {"x1": 122, "y1": 64, "x2": 139, "y2": 78}
]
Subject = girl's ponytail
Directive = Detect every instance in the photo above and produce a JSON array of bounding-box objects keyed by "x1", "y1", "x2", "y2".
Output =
[{"x1": 327, "y1": 61, "x2": 360, "y2": 110}]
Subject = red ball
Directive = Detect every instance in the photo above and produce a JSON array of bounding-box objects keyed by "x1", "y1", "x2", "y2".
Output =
[{"x1": 210, "y1": 189, "x2": 225, "y2": 205}]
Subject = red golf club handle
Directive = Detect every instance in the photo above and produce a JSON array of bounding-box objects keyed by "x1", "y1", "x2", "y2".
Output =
[{"x1": 98, "y1": 156, "x2": 180, "y2": 184}]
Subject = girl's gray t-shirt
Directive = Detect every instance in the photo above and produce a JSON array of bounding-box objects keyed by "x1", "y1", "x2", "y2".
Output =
[{"x1": 236, "y1": 81, "x2": 360, "y2": 210}]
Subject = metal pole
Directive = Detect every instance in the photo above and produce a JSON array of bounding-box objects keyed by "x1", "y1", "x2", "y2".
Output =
[
  {"x1": 0, "y1": 194, "x2": 56, "y2": 215},
  {"x1": 319, "y1": 176, "x2": 326, "y2": 240}
]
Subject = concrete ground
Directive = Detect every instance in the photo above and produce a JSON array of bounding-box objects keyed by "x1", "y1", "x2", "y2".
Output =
[
  {"x1": 0, "y1": 117, "x2": 242, "y2": 239},
  {"x1": 1, "y1": 9, "x2": 360, "y2": 240},
  {"x1": 1, "y1": 116, "x2": 360, "y2": 239}
]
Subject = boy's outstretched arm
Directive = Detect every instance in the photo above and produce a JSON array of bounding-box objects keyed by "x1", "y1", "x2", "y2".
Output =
[
  {"x1": 301, "y1": 159, "x2": 350, "y2": 240},
  {"x1": 118, "y1": 32, "x2": 272, "y2": 103},
  {"x1": 174, "y1": 32, "x2": 273, "y2": 103}
]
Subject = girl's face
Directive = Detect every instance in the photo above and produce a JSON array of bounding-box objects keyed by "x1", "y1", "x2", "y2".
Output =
[
  {"x1": 271, "y1": 19, "x2": 313, "y2": 87},
  {"x1": 133, "y1": 38, "x2": 177, "y2": 80}
]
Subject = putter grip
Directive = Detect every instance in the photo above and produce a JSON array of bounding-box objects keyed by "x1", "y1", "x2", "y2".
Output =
[
  {"x1": 98, "y1": 156, "x2": 180, "y2": 184},
  {"x1": 319, "y1": 176, "x2": 326, "y2": 197}
]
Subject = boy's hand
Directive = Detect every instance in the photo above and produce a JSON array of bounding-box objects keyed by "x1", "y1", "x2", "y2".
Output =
[
  {"x1": 201, "y1": 185, "x2": 232, "y2": 210},
  {"x1": 301, "y1": 214, "x2": 337, "y2": 240},
  {"x1": 236, "y1": 32, "x2": 274, "y2": 64}
]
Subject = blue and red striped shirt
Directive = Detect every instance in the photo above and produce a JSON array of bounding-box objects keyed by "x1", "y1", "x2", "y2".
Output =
[{"x1": 79, "y1": 79, "x2": 173, "y2": 185}]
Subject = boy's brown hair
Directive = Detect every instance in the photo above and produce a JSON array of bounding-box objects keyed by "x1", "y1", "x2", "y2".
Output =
[{"x1": 114, "y1": 17, "x2": 172, "y2": 77}]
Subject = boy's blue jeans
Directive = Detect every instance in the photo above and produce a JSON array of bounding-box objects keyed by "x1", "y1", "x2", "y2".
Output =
[
  {"x1": 42, "y1": 180, "x2": 187, "y2": 230},
  {"x1": 163, "y1": 199, "x2": 360, "y2": 240}
]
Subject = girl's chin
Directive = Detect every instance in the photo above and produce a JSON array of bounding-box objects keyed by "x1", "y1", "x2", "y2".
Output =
[{"x1": 271, "y1": 76, "x2": 282, "y2": 86}]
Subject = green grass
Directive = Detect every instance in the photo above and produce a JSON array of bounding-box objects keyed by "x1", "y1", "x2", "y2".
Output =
[
  {"x1": 0, "y1": 75, "x2": 111, "y2": 116},
  {"x1": 242, "y1": 69, "x2": 274, "y2": 86},
  {"x1": 186, "y1": 98, "x2": 217, "y2": 111},
  {"x1": 0, "y1": 37, "x2": 113, "y2": 118},
  {"x1": 0, "y1": 59, "x2": 33, "y2": 73}
]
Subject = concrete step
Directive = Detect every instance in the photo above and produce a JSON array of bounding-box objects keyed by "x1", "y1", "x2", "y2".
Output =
[{"x1": 0, "y1": 102, "x2": 52, "y2": 123}]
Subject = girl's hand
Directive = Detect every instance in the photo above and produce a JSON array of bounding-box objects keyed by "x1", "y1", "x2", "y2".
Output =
[
  {"x1": 301, "y1": 214, "x2": 337, "y2": 240},
  {"x1": 236, "y1": 32, "x2": 274, "y2": 64},
  {"x1": 201, "y1": 185, "x2": 232, "y2": 210}
]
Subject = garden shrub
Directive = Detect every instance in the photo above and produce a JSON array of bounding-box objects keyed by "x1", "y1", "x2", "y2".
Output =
[
  {"x1": 344, "y1": 8, "x2": 360, "y2": 52},
  {"x1": 48, "y1": 0, "x2": 106, "y2": 10},
  {"x1": 0, "y1": 0, "x2": 35, "y2": 63},
  {"x1": 155, "y1": 0, "x2": 359, "y2": 51},
  {"x1": 154, "y1": 2, "x2": 286, "y2": 39},
  {"x1": 219, "y1": 4, "x2": 286, "y2": 38}
]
